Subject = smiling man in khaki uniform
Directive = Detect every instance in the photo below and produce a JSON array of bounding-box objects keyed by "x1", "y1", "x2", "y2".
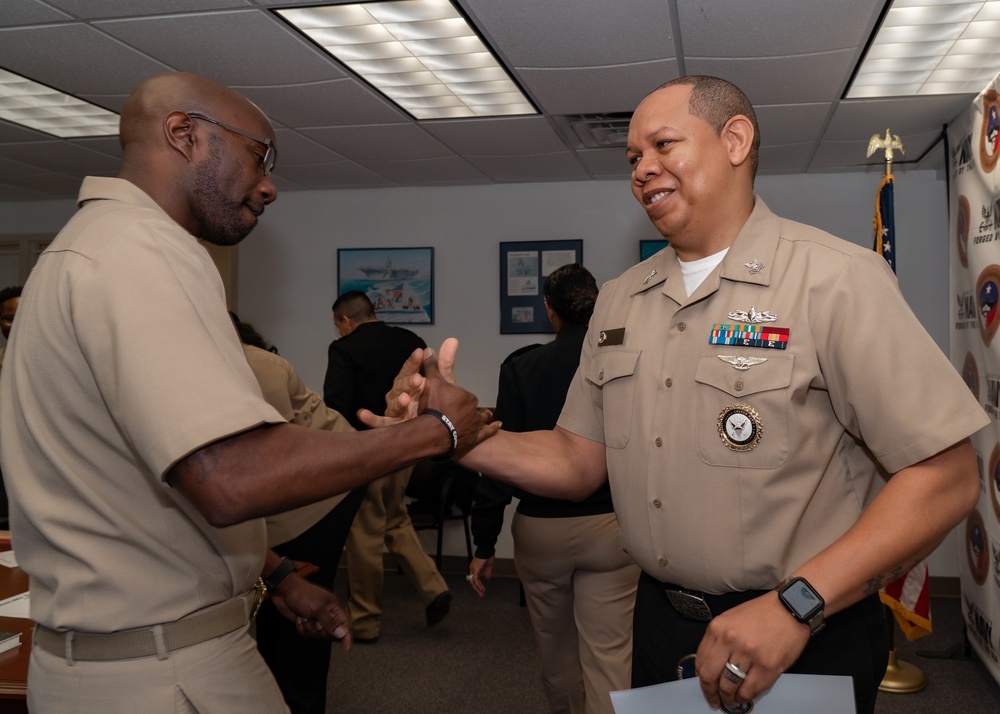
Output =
[
  {"x1": 445, "y1": 76, "x2": 988, "y2": 714},
  {"x1": 0, "y1": 72, "x2": 489, "y2": 713}
]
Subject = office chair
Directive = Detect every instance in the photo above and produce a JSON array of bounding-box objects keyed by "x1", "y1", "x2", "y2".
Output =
[{"x1": 405, "y1": 459, "x2": 475, "y2": 569}]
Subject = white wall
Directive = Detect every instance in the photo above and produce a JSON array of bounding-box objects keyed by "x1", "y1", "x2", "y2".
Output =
[{"x1": 0, "y1": 169, "x2": 965, "y2": 574}]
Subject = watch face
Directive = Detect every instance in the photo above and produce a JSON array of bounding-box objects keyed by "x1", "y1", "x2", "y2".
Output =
[{"x1": 781, "y1": 579, "x2": 823, "y2": 619}]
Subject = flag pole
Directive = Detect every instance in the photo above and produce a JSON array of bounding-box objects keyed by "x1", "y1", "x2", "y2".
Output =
[{"x1": 866, "y1": 128, "x2": 926, "y2": 694}]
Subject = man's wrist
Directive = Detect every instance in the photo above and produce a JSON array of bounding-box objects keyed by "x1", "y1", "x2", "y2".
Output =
[
  {"x1": 775, "y1": 576, "x2": 826, "y2": 636},
  {"x1": 422, "y1": 409, "x2": 458, "y2": 460},
  {"x1": 263, "y1": 557, "x2": 297, "y2": 593}
]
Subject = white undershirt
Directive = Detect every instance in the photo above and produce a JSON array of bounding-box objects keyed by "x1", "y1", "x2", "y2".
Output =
[{"x1": 678, "y1": 247, "x2": 729, "y2": 296}]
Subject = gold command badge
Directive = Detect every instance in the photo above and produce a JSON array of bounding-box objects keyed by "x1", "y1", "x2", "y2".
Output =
[{"x1": 718, "y1": 403, "x2": 763, "y2": 452}]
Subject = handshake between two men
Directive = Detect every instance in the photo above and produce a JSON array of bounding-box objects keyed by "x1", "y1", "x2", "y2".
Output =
[{"x1": 359, "y1": 337, "x2": 500, "y2": 458}]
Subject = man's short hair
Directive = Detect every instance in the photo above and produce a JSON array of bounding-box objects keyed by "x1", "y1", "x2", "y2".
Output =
[
  {"x1": 0, "y1": 286, "x2": 22, "y2": 305},
  {"x1": 332, "y1": 290, "x2": 376, "y2": 322},
  {"x1": 656, "y1": 75, "x2": 761, "y2": 181}
]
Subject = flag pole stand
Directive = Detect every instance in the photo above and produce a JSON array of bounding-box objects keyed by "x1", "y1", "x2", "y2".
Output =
[{"x1": 879, "y1": 605, "x2": 927, "y2": 694}]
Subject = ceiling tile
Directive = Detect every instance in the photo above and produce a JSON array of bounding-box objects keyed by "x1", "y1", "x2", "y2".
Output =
[
  {"x1": 424, "y1": 116, "x2": 567, "y2": 156},
  {"x1": 271, "y1": 130, "x2": 345, "y2": 166},
  {"x1": 0, "y1": 142, "x2": 120, "y2": 174},
  {"x1": 0, "y1": 0, "x2": 73, "y2": 26},
  {"x1": 464, "y1": 153, "x2": 589, "y2": 182},
  {"x1": 574, "y1": 148, "x2": 632, "y2": 179},
  {"x1": 45, "y1": 0, "x2": 253, "y2": 17},
  {"x1": 241, "y1": 80, "x2": 405, "y2": 128},
  {"x1": 276, "y1": 161, "x2": 394, "y2": 189},
  {"x1": 687, "y1": 53, "x2": 857, "y2": 106},
  {"x1": 519, "y1": 61, "x2": 679, "y2": 115},
  {"x1": 94, "y1": 10, "x2": 343, "y2": 86},
  {"x1": 755, "y1": 103, "x2": 833, "y2": 146},
  {"x1": 299, "y1": 124, "x2": 453, "y2": 161},
  {"x1": 0, "y1": 24, "x2": 173, "y2": 95},
  {"x1": 361, "y1": 156, "x2": 489, "y2": 184},
  {"x1": 464, "y1": 0, "x2": 675, "y2": 67},
  {"x1": 678, "y1": 0, "x2": 879, "y2": 55}
]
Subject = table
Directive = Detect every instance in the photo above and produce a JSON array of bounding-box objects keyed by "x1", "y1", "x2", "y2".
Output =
[{"x1": 0, "y1": 534, "x2": 29, "y2": 713}]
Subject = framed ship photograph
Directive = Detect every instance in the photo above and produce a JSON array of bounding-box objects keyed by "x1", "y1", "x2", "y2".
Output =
[
  {"x1": 500, "y1": 239, "x2": 583, "y2": 334},
  {"x1": 337, "y1": 247, "x2": 434, "y2": 324}
]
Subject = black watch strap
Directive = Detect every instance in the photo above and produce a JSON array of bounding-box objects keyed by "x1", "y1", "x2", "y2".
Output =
[{"x1": 263, "y1": 557, "x2": 297, "y2": 592}]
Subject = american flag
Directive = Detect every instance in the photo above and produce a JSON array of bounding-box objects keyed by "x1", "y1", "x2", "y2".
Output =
[
  {"x1": 873, "y1": 172, "x2": 933, "y2": 639},
  {"x1": 873, "y1": 174, "x2": 896, "y2": 272}
]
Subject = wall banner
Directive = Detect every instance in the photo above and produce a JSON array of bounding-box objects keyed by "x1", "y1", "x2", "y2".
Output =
[{"x1": 949, "y1": 73, "x2": 1000, "y2": 687}]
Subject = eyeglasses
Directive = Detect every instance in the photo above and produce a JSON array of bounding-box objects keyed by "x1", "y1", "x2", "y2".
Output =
[{"x1": 187, "y1": 112, "x2": 276, "y2": 175}]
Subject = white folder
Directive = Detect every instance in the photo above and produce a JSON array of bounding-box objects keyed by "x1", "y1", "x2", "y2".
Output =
[{"x1": 611, "y1": 673, "x2": 856, "y2": 713}]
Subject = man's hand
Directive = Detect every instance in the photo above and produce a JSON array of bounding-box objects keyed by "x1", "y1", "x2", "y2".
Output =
[
  {"x1": 694, "y1": 593, "x2": 809, "y2": 711},
  {"x1": 467, "y1": 556, "x2": 494, "y2": 598},
  {"x1": 359, "y1": 338, "x2": 499, "y2": 454},
  {"x1": 358, "y1": 346, "x2": 426, "y2": 428},
  {"x1": 270, "y1": 574, "x2": 353, "y2": 650},
  {"x1": 419, "y1": 340, "x2": 499, "y2": 454}
]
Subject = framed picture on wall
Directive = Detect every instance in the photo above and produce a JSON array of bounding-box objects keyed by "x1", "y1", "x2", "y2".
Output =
[
  {"x1": 499, "y1": 240, "x2": 583, "y2": 334},
  {"x1": 337, "y1": 247, "x2": 434, "y2": 324},
  {"x1": 640, "y1": 239, "x2": 669, "y2": 261}
]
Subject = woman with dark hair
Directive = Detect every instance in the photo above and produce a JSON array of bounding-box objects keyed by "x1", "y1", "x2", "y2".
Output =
[{"x1": 468, "y1": 264, "x2": 639, "y2": 714}]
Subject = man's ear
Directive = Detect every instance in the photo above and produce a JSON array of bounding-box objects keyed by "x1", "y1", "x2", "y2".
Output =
[
  {"x1": 723, "y1": 114, "x2": 754, "y2": 169},
  {"x1": 163, "y1": 110, "x2": 197, "y2": 164}
]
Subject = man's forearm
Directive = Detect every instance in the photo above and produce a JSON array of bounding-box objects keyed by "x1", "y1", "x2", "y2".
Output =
[
  {"x1": 169, "y1": 416, "x2": 454, "y2": 527},
  {"x1": 458, "y1": 427, "x2": 607, "y2": 501},
  {"x1": 790, "y1": 439, "x2": 979, "y2": 617}
]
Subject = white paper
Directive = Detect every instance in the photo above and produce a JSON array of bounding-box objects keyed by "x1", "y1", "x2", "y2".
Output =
[
  {"x1": 0, "y1": 550, "x2": 17, "y2": 568},
  {"x1": 611, "y1": 673, "x2": 856, "y2": 713},
  {"x1": 0, "y1": 591, "x2": 30, "y2": 619}
]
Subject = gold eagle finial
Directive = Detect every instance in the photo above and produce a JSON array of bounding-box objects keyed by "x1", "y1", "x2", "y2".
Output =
[{"x1": 867, "y1": 129, "x2": 905, "y2": 174}]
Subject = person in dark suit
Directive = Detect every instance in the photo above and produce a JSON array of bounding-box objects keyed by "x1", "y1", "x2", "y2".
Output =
[
  {"x1": 325, "y1": 291, "x2": 452, "y2": 642},
  {"x1": 468, "y1": 264, "x2": 638, "y2": 714}
]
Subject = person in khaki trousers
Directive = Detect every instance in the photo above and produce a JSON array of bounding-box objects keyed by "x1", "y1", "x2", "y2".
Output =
[
  {"x1": 468, "y1": 264, "x2": 638, "y2": 714},
  {"x1": 325, "y1": 291, "x2": 451, "y2": 642}
]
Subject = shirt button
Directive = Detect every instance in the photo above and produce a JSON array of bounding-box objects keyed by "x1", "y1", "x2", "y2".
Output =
[
  {"x1": 653, "y1": 498, "x2": 662, "y2": 508},
  {"x1": 665, "y1": 378, "x2": 672, "y2": 387},
  {"x1": 735, "y1": 379, "x2": 744, "y2": 392},
  {"x1": 658, "y1": 557, "x2": 668, "y2": 567},
  {"x1": 654, "y1": 437, "x2": 662, "y2": 447},
  {"x1": 677, "y1": 322, "x2": 687, "y2": 332},
  {"x1": 598, "y1": 370, "x2": 604, "y2": 380}
]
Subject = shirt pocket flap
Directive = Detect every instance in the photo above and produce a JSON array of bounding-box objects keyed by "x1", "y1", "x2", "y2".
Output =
[
  {"x1": 695, "y1": 353, "x2": 794, "y2": 398},
  {"x1": 587, "y1": 348, "x2": 641, "y2": 386}
]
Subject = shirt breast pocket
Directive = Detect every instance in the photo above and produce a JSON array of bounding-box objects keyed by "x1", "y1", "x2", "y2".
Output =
[
  {"x1": 587, "y1": 348, "x2": 641, "y2": 450},
  {"x1": 694, "y1": 353, "x2": 793, "y2": 468}
]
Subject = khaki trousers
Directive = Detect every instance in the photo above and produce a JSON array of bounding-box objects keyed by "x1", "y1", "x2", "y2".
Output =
[
  {"x1": 513, "y1": 511, "x2": 639, "y2": 714},
  {"x1": 28, "y1": 625, "x2": 288, "y2": 713},
  {"x1": 345, "y1": 466, "x2": 448, "y2": 638}
]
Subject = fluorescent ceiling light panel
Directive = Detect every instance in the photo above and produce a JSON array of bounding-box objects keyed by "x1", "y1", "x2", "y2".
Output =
[
  {"x1": 277, "y1": 0, "x2": 536, "y2": 119},
  {"x1": 848, "y1": 0, "x2": 1000, "y2": 97},
  {"x1": 0, "y1": 68, "x2": 119, "y2": 137}
]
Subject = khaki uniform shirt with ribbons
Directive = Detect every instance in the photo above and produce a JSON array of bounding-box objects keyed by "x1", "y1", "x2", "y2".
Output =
[
  {"x1": 559, "y1": 198, "x2": 988, "y2": 594},
  {"x1": 0, "y1": 177, "x2": 285, "y2": 632}
]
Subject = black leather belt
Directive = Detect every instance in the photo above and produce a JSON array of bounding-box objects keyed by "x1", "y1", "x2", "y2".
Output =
[{"x1": 662, "y1": 582, "x2": 769, "y2": 622}]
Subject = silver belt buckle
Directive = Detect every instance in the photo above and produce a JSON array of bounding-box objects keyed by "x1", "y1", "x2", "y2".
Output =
[{"x1": 665, "y1": 589, "x2": 714, "y2": 621}]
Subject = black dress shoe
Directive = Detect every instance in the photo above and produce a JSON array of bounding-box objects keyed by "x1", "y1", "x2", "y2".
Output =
[{"x1": 425, "y1": 591, "x2": 452, "y2": 627}]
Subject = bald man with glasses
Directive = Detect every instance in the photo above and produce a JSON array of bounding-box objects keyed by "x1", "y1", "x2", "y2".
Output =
[{"x1": 0, "y1": 71, "x2": 492, "y2": 712}]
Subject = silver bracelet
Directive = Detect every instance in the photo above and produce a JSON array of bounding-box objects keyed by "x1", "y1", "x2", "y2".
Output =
[{"x1": 422, "y1": 409, "x2": 458, "y2": 460}]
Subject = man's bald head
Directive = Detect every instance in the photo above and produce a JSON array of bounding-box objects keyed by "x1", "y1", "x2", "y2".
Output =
[
  {"x1": 120, "y1": 73, "x2": 266, "y2": 149},
  {"x1": 116, "y1": 72, "x2": 277, "y2": 246}
]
